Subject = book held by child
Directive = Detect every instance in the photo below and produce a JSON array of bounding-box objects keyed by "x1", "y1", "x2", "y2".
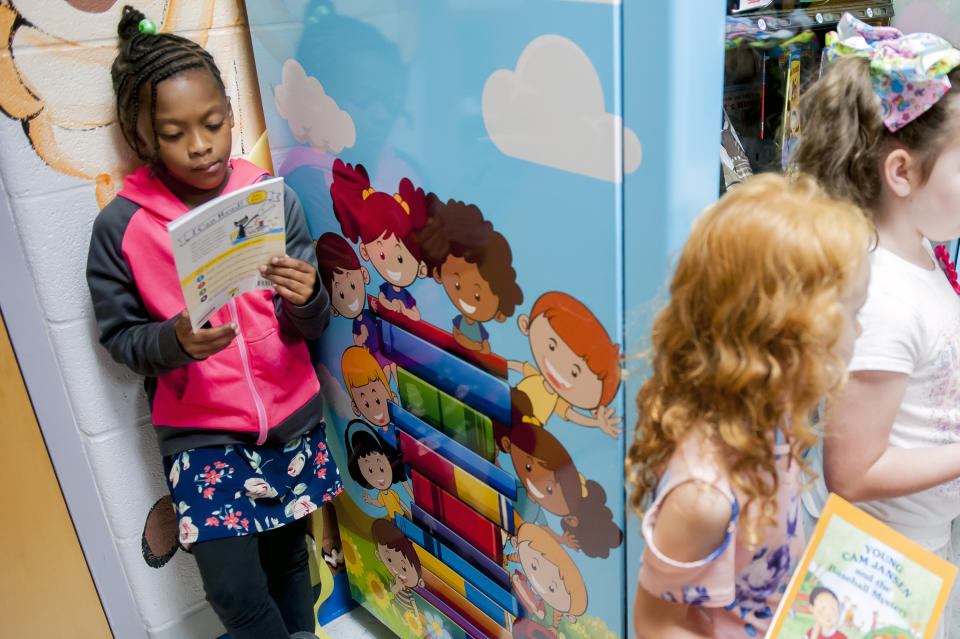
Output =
[
  {"x1": 167, "y1": 177, "x2": 286, "y2": 331},
  {"x1": 767, "y1": 494, "x2": 956, "y2": 639}
]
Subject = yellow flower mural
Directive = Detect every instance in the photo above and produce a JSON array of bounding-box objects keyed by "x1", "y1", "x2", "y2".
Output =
[
  {"x1": 366, "y1": 571, "x2": 391, "y2": 611},
  {"x1": 403, "y1": 609, "x2": 424, "y2": 638},
  {"x1": 342, "y1": 534, "x2": 363, "y2": 576}
]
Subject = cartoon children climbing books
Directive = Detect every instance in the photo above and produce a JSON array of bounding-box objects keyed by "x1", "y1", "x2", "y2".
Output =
[
  {"x1": 419, "y1": 195, "x2": 523, "y2": 354},
  {"x1": 372, "y1": 518, "x2": 425, "y2": 621},
  {"x1": 341, "y1": 345, "x2": 398, "y2": 430},
  {"x1": 499, "y1": 419, "x2": 622, "y2": 557},
  {"x1": 345, "y1": 420, "x2": 412, "y2": 520},
  {"x1": 508, "y1": 522, "x2": 588, "y2": 638},
  {"x1": 507, "y1": 291, "x2": 622, "y2": 438},
  {"x1": 317, "y1": 232, "x2": 398, "y2": 385},
  {"x1": 330, "y1": 160, "x2": 429, "y2": 322}
]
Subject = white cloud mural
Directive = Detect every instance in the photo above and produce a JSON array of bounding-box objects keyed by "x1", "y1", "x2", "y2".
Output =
[
  {"x1": 482, "y1": 34, "x2": 640, "y2": 182},
  {"x1": 274, "y1": 59, "x2": 356, "y2": 154}
]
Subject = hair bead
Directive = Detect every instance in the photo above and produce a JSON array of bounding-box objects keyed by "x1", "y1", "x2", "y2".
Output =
[{"x1": 137, "y1": 18, "x2": 157, "y2": 35}]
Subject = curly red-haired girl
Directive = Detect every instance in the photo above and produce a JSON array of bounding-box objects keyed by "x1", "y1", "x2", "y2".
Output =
[{"x1": 628, "y1": 173, "x2": 872, "y2": 639}]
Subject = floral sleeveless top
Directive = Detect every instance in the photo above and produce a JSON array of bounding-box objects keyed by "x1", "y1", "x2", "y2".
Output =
[{"x1": 638, "y1": 434, "x2": 804, "y2": 638}]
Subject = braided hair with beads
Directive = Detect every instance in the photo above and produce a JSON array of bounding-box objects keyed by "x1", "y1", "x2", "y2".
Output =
[{"x1": 110, "y1": 5, "x2": 225, "y2": 164}]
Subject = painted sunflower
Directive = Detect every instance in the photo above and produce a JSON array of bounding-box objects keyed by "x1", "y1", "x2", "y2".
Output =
[
  {"x1": 366, "y1": 571, "x2": 391, "y2": 610},
  {"x1": 342, "y1": 535, "x2": 363, "y2": 576},
  {"x1": 404, "y1": 609, "x2": 425, "y2": 637}
]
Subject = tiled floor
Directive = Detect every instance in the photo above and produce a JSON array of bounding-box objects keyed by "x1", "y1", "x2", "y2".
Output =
[{"x1": 321, "y1": 606, "x2": 395, "y2": 639}]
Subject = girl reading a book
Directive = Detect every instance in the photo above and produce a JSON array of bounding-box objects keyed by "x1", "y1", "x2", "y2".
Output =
[
  {"x1": 795, "y1": 14, "x2": 960, "y2": 638},
  {"x1": 86, "y1": 7, "x2": 340, "y2": 639},
  {"x1": 627, "y1": 174, "x2": 872, "y2": 638}
]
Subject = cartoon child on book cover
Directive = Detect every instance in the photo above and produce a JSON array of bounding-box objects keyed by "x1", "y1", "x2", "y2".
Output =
[{"x1": 805, "y1": 586, "x2": 848, "y2": 639}]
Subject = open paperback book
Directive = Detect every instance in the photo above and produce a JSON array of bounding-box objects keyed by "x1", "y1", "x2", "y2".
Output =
[
  {"x1": 168, "y1": 177, "x2": 285, "y2": 331},
  {"x1": 766, "y1": 494, "x2": 957, "y2": 639}
]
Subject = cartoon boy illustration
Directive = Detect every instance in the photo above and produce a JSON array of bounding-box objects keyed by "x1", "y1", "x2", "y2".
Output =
[
  {"x1": 508, "y1": 523, "x2": 588, "y2": 638},
  {"x1": 341, "y1": 346, "x2": 398, "y2": 430},
  {"x1": 805, "y1": 587, "x2": 848, "y2": 639},
  {"x1": 345, "y1": 420, "x2": 412, "y2": 519},
  {"x1": 317, "y1": 232, "x2": 397, "y2": 385},
  {"x1": 419, "y1": 196, "x2": 523, "y2": 354},
  {"x1": 507, "y1": 292, "x2": 622, "y2": 438},
  {"x1": 372, "y1": 518, "x2": 424, "y2": 620}
]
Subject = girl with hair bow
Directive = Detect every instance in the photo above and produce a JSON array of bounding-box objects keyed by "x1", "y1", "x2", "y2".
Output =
[{"x1": 796, "y1": 13, "x2": 960, "y2": 638}]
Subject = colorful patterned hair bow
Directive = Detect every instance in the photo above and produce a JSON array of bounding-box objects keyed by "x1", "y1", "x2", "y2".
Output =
[{"x1": 824, "y1": 12, "x2": 960, "y2": 132}]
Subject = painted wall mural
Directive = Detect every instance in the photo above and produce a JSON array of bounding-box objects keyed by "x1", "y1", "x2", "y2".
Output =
[
  {"x1": 481, "y1": 34, "x2": 641, "y2": 183},
  {"x1": 0, "y1": 0, "x2": 264, "y2": 208}
]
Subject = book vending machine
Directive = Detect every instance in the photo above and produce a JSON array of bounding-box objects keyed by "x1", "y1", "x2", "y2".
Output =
[
  {"x1": 247, "y1": 2, "x2": 725, "y2": 637},
  {"x1": 720, "y1": 0, "x2": 895, "y2": 191}
]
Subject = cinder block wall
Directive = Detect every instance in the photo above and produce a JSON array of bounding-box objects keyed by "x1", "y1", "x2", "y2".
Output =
[{"x1": 0, "y1": 2, "x2": 264, "y2": 637}]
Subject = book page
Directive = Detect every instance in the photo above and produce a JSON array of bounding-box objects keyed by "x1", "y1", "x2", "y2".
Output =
[{"x1": 168, "y1": 177, "x2": 286, "y2": 331}]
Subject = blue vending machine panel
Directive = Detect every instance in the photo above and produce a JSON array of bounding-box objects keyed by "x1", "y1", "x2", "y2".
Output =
[{"x1": 246, "y1": 2, "x2": 724, "y2": 637}]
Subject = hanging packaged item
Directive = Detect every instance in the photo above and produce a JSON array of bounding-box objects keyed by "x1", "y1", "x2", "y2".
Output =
[
  {"x1": 720, "y1": 108, "x2": 753, "y2": 192},
  {"x1": 780, "y1": 48, "x2": 802, "y2": 169},
  {"x1": 730, "y1": 0, "x2": 775, "y2": 13},
  {"x1": 721, "y1": 1, "x2": 894, "y2": 176}
]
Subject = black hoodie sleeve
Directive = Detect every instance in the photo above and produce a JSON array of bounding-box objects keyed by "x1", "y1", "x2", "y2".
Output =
[
  {"x1": 273, "y1": 183, "x2": 331, "y2": 340},
  {"x1": 86, "y1": 198, "x2": 197, "y2": 377}
]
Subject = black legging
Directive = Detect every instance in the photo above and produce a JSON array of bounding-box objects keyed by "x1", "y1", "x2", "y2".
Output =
[{"x1": 191, "y1": 518, "x2": 314, "y2": 639}]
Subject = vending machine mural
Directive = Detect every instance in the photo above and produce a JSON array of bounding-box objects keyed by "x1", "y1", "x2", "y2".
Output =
[{"x1": 247, "y1": 1, "x2": 724, "y2": 637}]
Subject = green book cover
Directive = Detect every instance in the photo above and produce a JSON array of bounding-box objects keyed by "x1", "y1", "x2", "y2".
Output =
[
  {"x1": 396, "y1": 367, "x2": 442, "y2": 429},
  {"x1": 767, "y1": 494, "x2": 957, "y2": 639}
]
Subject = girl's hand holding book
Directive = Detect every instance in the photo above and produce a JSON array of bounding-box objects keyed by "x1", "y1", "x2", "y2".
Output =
[
  {"x1": 260, "y1": 255, "x2": 317, "y2": 306},
  {"x1": 174, "y1": 309, "x2": 236, "y2": 359}
]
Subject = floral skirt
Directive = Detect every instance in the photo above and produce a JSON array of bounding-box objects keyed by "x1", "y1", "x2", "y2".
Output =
[{"x1": 163, "y1": 423, "x2": 342, "y2": 545}]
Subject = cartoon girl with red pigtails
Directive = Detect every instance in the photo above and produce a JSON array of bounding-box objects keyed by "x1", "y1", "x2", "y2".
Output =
[{"x1": 330, "y1": 159, "x2": 429, "y2": 321}]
